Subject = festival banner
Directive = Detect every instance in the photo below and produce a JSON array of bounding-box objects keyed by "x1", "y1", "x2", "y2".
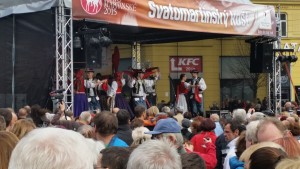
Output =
[{"x1": 73, "y1": 0, "x2": 276, "y2": 37}]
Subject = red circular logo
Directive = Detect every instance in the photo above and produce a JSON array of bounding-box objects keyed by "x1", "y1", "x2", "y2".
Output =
[{"x1": 81, "y1": 0, "x2": 102, "y2": 15}]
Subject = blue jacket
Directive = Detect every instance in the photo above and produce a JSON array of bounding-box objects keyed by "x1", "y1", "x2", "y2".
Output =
[{"x1": 229, "y1": 156, "x2": 244, "y2": 169}]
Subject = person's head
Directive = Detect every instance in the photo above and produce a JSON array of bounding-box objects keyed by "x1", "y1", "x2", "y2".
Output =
[
  {"x1": 179, "y1": 74, "x2": 187, "y2": 81},
  {"x1": 176, "y1": 106, "x2": 184, "y2": 114},
  {"x1": 210, "y1": 113, "x2": 220, "y2": 122},
  {"x1": 131, "y1": 127, "x2": 152, "y2": 146},
  {"x1": 224, "y1": 120, "x2": 241, "y2": 142},
  {"x1": 117, "y1": 109, "x2": 130, "y2": 125},
  {"x1": 181, "y1": 118, "x2": 191, "y2": 129},
  {"x1": 94, "y1": 111, "x2": 118, "y2": 138},
  {"x1": 9, "y1": 112, "x2": 18, "y2": 130},
  {"x1": 249, "y1": 112, "x2": 266, "y2": 121},
  {"x1": 232, "y1": 109, "x2": 247, "y2": 124},
  {"x1": 248, "y1": 147, "x2": 287, "y2": 169},
  {"x1": 272, "y1": 136, "x2": 300, "y2": 158},
  {"x1": 275, "y1": 157, "x2": 300, "y2": 169},
  {"x1": 161, "y1": 106, "x2": 171, "y2": 114},
  {"x1": 190, "y1": 70, "x2": 199, "y2": 78},
  {"x1": 145, "y1": 118, "x2": 183, "y2": 150},
  {"x1": 130, "y1": 118, "x2": 144, "y2": 129},
  {"x1": 289, "y1": 121, "x2": 300, "y2": 137},
  {"x1": 240, "y1": 142, "x2": 285, "y2": 169},
  {"x1": 183, "y1": 111, "x2": 192, "y2": 120},
  {"x1": 79, "y1": 111, "x2": 92, "y2": 124},
  {"x1": 9, "y1": 128, "x2": 100, "y2": 169},
  {"x1": 199, "y1": 118, "x2": 216, "y2": 132},
  {"x1": 246, "y1": 120, "x2": 259, "y2": 148},
  {"x1": 100, "y1": 147, "x2": 132, "y2": 169},
  {"x1": 191, "y1": 116, "x2": 204, "y2": 134},
  {"x1": 147, "y1": 106, "x2": 159, "y2": 117},
  {"x1": 78, "y1": 125, "x2": 95, "y2": 139},
  {"x1": 23, "y1": 105, "x2": 31, "y2": 115},
  {"x1": 0, "y1": 131, "x2": 19, "y2": 169},
  {"x1": 0, "y1": 115, "x2": 6, "y2": 131},
  {"x1": 18, "y1": 108, "x2": 28, "y2": 119},
  {"x1": 134, "y1": 105, "x2": 146, "y2": 119},
  {"x1": 181, "y1": 153, "x2": 206, "y2": 169},
  {"x1": 256, "y1": 117, "x2": 287, "y2": 143},
  {"x1": 112, "y1": 107, "x2": 120, "y2": 115},
  {"x1": 0, "y1": 108, "x2": 12, "y2": 129},
  {"x1": 127, "y1": 139, "x2": 182, "y2": 169},
  {"x1": 10, "y1": 119, "x2": 36, "y2": 139},
  {"x1": 86, "y1": 68, "x2": 94, "y2": 79}
]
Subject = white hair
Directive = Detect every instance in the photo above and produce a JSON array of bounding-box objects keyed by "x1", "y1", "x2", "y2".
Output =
[
  {"x1": 210, "y1": 113, "x2": 220, "y2": 122},
  {"x1": 233, "y1": 109, "x2": 247, "y2": 124},
  {"x1": 246, "y1": 120, "x2": 259, "y2": 144},
  {"x1": 127, "y1": 139, "x2": 182, "y2": 169},
  {"x1": 131, "y1": 127, "x2": 152, "y2": 146},
  {"x1": 249, "y1": 112, "x2": 266, "y2": 121},
  {"x1": 161, "y1": 133, "x2": 184, "y2": 149},
  {"x1": 9, "y1": 128, "x2": 100, "y2": 169},
  {"x1": 80, "y1": 111, "x2": 92, "y2": 123}
]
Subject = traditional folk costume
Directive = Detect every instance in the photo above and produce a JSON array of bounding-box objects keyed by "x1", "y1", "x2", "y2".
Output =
[
  {"x1": 189, "y1": 70, "x2": 207, "y2": 117},
  {"x1": 84, "y1": 68, "x2": 101, "y2": 113},
  {"x1": 107, "y1": 72, "x2": 134, "y2": 118},
  {"x1": 176, "y1": 81, "x2": 190, "y2": 114},
  {"x1": 73, "y1": 69, "x2": 88, "y2": 117}
]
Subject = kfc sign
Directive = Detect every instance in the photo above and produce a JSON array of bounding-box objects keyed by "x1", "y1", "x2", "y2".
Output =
[{"x1": 169, "y1": 56, "x2": 202, "y2": 72}]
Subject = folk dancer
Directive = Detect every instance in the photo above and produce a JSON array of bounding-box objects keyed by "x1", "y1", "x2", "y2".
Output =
[
  {"x1": 176, "y1": 74, "x2": 190, "y2": 114},
  {"x1": 95, "y1": 73, "x2": 109, "y2": 111},
  {"x1": 189, "y1": 70, "x2": 207, "y2": 117},
  {"x1": 128, "y1": 69, "x2": 148, "y2": 108},
  {"x1": 107, "y1": 72, "x2": 134, "y2": 118},
  {"x1": 73, "y1": 69, "x2": 88, "y2": 117},
  {"x1": 144, "y1": 71, "x2": 160, "y2": 107},
  {"x1": 84, "y1": 68, "x2": 101, "y2": 113}
]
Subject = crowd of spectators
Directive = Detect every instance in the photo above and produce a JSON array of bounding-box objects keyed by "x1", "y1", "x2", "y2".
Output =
[{"x1": 1, "y1": 100, "x2": 300, "y2": 169}]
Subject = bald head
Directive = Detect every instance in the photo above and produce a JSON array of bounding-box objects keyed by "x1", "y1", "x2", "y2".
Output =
[
  {"x1": 18, "y1": 108, "x2": 28, "y2": 119},
  {"x1": 257, "y1": 118, "x2": 286, "y2": 142}
]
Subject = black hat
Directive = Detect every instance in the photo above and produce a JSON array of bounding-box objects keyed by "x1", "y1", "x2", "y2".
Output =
[
  {"x1": 85, "y1": 68, "x2": 94, "y2": 72},
  {"x1": 190, "y1": 69, "x2": 199, "y2": 73},
  {"x1": 136, "y1": 69, "x2": 145, "y2": 73}
]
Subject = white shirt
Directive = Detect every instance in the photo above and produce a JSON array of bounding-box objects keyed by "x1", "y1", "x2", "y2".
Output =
[
  {"x1": 107, "y1": 79, "x2": 125, "y2": 97},
  {"x1": 84, "y1": 79, "x2": 96, "y2": 96},
  {"x1": 223, "y1": 137, "x2": 239, "y2": 169},
  {"x1": 129, "y1": 78, "x2": 146, "y2": 97},
  {"x1": 191, "y1": 77, "x2": 207, "y2": 95}
]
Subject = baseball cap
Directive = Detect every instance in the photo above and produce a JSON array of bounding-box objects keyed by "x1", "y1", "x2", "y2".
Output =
[{"x1": 145, "y1": 118, "x2": 181, "y2": 135}]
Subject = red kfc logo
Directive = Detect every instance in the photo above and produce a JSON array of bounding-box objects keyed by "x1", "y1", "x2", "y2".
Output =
[{"x1": 81, "y1": 0, "x2": 102, "y2": 15}]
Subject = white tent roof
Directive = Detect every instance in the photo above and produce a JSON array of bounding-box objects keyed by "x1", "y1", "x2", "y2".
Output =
[{"x1": 0, "y1": 0, "x2": 71, "y2": 18}]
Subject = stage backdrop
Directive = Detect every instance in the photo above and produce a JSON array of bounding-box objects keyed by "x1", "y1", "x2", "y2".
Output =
[
  {"x1": 0, "y1": 9, "x2": 55, "y2": 110},
  {"x1": 73, "y1": 0, "x2": 276, "y2": 37}
]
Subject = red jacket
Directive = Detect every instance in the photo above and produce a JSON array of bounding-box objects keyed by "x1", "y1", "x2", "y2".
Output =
[
  {"x1": 186, "y1": 142, "x2": 217, "y2": 169},
  {"x1": 191, "y1": 131, "x2": 217, "y2": 153}
]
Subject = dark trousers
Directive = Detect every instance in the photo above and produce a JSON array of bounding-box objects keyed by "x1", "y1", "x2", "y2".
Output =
[
  {"x1": 146, "y1": 93, "x2": 157, "y2": 107},
  {"x1": 189, "y1": 96, "x2": 203, "y2": 117}
]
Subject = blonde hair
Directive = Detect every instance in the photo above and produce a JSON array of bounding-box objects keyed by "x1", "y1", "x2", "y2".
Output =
[
  {"x1": 10, "y1": 119, "x2": 36, "y2": 139},
  {"x1": 240, "y1": 142, "x2": 285, "y2": 163},
  {"x1": 0, "y1": 131, "x2": 19, "y2": 169},
  {"x1": 275, "y1": 157, "x2": 300, "y2": 169},
  {"x1": 147, "y1": 106, "x2": 159, "y2": 117}
]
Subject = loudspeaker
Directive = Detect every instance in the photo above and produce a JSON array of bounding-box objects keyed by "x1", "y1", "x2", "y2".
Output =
[
  {"x1": 250, "y1": 43, "x2": 273, "y2": 73},
  {"x1": 84, "y1": 34, "x2": 102, "y2": 69}
]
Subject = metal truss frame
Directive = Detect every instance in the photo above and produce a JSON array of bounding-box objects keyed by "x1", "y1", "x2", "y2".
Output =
[
  {"x1": 268, "y1": 5, "x2": 282, "y2": 114},
  {"x1": 55, "y1": 0, "x2": 73, "y2": 111},
  {"x1": 132, "y1": 42, "x2": 141, "y2": 69}
]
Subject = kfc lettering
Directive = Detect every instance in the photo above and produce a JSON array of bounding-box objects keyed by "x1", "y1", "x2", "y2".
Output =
[{"x1": 170, "y1": 56, "x2": 202, "y2": 72}]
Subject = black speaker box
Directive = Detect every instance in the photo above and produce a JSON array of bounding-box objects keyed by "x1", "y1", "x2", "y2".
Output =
[{"x1": 250, "y1": 43, "x2": 273, "y2": 73}]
